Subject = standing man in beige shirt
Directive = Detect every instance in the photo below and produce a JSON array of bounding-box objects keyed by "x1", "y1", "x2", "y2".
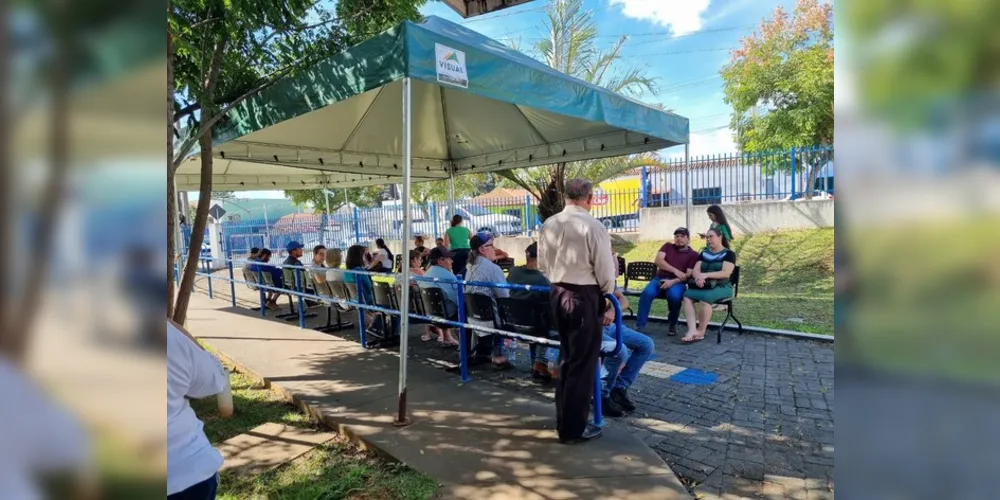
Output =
[{"x1": 538, "y1": 178, "x2": 617, "y2": 444}]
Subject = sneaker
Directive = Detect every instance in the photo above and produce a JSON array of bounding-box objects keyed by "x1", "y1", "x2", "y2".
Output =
[
  {"x1": 668, "y1": 323, "x2": 677, "y2": 336},
  {"x1": 611, "y1": 387, "x2": 636, "y2": 413},
  {"x1": 601, "y1": 396, "x2": 626, "y2": 418}
]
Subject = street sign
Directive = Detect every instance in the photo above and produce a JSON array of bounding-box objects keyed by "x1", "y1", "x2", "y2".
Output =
[{"x1": 209, "y1": 204, "x2": 227, "y2": 220}]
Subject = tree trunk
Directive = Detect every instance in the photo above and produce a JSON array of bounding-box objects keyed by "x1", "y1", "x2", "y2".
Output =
[
  {"x1": 172, "y1": 32, "x2": 225, "y2": 325},
  {"x1": 167, "y1": 14, "x2": 177, "y2": 317},
  {"x1": 171, "y1": 126, "x2": 214, "y2": 324},
  {"x1": 4, "y1": 6, "x2": 71, "y2": 361}
]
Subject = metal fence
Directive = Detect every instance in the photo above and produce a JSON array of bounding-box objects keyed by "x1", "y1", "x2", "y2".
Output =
[
  {"x1": 182, "y1": 145, "x2": 832, "y2": 254},
  {"x1": 644, "y1": 145, "x2": 834, "y2": 206}
]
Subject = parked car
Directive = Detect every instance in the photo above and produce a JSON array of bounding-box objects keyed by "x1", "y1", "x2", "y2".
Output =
[{"x1": 412, "y1": 203, "x2": 522, "y2": 237}]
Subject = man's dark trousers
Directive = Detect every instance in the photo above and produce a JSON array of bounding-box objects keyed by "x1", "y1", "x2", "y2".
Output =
[{"x1": 551, "y1": 282, "x2": 603, "y2": 441}]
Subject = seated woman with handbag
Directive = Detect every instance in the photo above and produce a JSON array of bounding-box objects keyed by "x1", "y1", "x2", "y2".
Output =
[{"x1": 680, "y1": 228, "x2": 736, "y2": 343}]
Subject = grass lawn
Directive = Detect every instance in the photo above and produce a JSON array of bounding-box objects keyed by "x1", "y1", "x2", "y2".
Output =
[
  {"x1": 612, "y1": 228, "x2": 834, "y2": 335},
  {"x1": 191, "y1": 368, "x2": 437, "y2": 500}
]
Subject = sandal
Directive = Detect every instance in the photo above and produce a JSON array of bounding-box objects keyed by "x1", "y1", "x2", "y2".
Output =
[
  {"x1": 421, "y1": 333, "x2": 433, "y2": 341},
  {"x1": 680, "y1": 335, "x2": 705, "y2": 344}
]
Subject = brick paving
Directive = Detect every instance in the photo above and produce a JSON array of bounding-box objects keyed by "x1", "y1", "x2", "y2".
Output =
[
  {"x1": 196, "y1": 276, "x2": 835, "y2": 499},
  {"x1": 407, "y1": 320, "x2": 835, "y2": 500}
]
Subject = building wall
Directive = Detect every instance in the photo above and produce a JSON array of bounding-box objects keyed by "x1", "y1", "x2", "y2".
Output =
[{"x1": 639, "y1": 200, "x2": 835, "y2": 241}]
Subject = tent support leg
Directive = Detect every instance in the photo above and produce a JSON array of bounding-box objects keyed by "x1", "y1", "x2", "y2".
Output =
[
  {"x1": 394, "y1": 77, "x2": 413, "y2": 428},
  {"x1": 448, "y1": 169, "x2": 456, "y2": 218}
]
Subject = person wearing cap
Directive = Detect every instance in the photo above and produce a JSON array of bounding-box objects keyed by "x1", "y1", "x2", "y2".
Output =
[
  {"x1": 419, "y1": 246, "x2": 460, "y2": 345},
  {"x1": 537, "y1": 178, "x2": 617, "y2": 444},
  {"x1": 507, "y1": 242, "x2": 553, "y2": 381},
  {"x1": 636, "y1": 227, "x2": 701, "y2": 335},
  {"x1": 249, "y1": 248, "x2": 283, "y2": 309},
  {"x1": 282, "y1": 241, "x2": 316, "y2": 305},
  {"x1": 465, "y1": 232, "x2": 514, "y2": 368}
]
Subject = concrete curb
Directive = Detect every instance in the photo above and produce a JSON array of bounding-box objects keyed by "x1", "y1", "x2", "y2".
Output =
[{"x1": 627, "y1": 314, "x2": 834, "y2": 343}]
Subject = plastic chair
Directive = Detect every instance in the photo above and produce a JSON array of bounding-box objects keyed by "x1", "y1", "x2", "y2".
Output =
[
  {"x1": 372, "y1": 281, "x2": 399, "y2": 341},
  {"x1": 313, "y1": 281, "x2": 354, "y2": 333},
  {"x1": 496, "y1": 257, "x2": 515, "y2": 273}
]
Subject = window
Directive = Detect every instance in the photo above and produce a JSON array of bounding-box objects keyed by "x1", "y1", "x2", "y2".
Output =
[
  {"x1": 691, "y1": 187, "x2": 722, "y2": 206},
  {"x1": 814, "y1": 176, "x2": 834, "y2": 193}
]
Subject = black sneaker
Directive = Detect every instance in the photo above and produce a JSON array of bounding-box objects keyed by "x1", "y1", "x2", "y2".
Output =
[
  {"x1": 601, "y1": 396, "x2": 626, "y2": 418},
  {"x1": 611, "y1": 387, "x2": 636, "y2": 413}
]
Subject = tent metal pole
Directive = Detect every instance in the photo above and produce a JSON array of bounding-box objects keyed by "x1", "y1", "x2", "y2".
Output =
[
  {"x1": 395, "y1": 77, "x2": 413, "y2": 427},
  {"x1": 323, "y1": 187, "x2": 331, "y2": 247},
  {"x1": 448, "y1": 169, "x2": 456, "y2": 217},
  {"x1": 684, "y1": 143, "x2": 691, "y2": 230}
]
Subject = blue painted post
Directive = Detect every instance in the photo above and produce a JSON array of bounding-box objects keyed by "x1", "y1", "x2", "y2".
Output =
[
  {"x1": 592, "y1": 361, "x2": 604, "y2": 428},
  {"x1": 257, "y1": 269, "x2": 267, "y2": 317},
  {"x1": 524, "y1": 194, "x2": 531, "y2": 237},
  {"x1": 431, "y1": 201, "x2": 439, "y2": 239},
  {"x1": 640, "y1": 166, "x2": 648, "y2": 208},
  {"x1": 457, "y1": 281, "x2": 470, "y2": 383},
  {"x1": 227, "y1": 251, "x2": 236, "y2": 308},
  {"x1": 174, "y1": 262, "x2": 180, "y2": 285},
  {"x1": 789, "y1": 147, "x2": 798, "y2": 200},
  {"x1": 353, "y1": 207, "x2": 361, "y2": 244},
  {"x1": 295, "y1": 269, "x2": 306, "y2": 329},
  {"x1": 205, "y1": 258, "x2": 213, "y2": 299}
]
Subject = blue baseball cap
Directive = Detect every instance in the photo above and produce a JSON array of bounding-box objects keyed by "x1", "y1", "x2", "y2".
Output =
[
  {"x1": 470, "y1": 231, "x2": 494, "y2": 251},
  {"x1": 285, "y1": 240, "x2": 304, "y2": 252}
]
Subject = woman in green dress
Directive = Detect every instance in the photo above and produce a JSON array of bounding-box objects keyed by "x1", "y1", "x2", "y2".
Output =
[
  {"x1": 443, "y1": 214, "x2": 472, "y2": 276},
  {"x1": 700, "y1": 205, "x2": 733, "y2": 248},
  {"x1": 681, "y1": 228, "x2": 737, "y2": 343}
]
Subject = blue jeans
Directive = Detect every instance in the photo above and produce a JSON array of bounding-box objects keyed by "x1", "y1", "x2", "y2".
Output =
[
  {"x1": 636, "y1": 278, "x2": 687, "y2": 328},
  {"x1": 601, "y1": 324, "x2": 654, "y2": 396}
]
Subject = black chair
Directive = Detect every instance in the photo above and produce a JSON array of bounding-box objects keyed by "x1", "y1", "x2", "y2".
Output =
[
  {"x1": 420, "y1": 287, "x2": 453, "y2": 323},
  {"x1": 312, "y1": 281, "x2": 354, "y2": 333},
  {"x1": 394, "y1": 254, "x2": 403, "y2": 273},
  {"x1": 616, "y1": 255, "x2": 626, "y2": 277},
  {"x1": 464, "y1": 293, "x2": 503, "y2": 361},
  {"x1": 623, "y1": 261, "x2": 657, "y2": 295},
  {"x1": 496, "y1": 257, "x2": 515, "y2": 273},
  {"x1": 372, "y1": 281, "x2": 399, "y2": 342},
  {"x1": 715, "y1": 265, "x2": 744, "y2": 343}
]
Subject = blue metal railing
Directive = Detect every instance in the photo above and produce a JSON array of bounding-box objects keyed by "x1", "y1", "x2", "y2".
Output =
[{"x1": 191, "y1": 257, "x2": 623, "y2": 428}]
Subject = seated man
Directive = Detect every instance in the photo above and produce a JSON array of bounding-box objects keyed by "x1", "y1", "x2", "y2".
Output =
[
  {"x1": 507, "y1": 242, "x2": 553, "y2": 381},
  {"x1": 636, "y1": 227, "x2": 700, "y2": 335},
  {"x1": 419, "y1": 246, "x2": 460, "y2": 345},
  {"x1": 601, "y1": 277, "x2": 654, "y2": 418}
]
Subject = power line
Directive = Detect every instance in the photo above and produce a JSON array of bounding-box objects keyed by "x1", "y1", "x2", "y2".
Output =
[
  {"x1": 595, "y1": 24, "x2": 756, "y2": 39},
  {"x1": 621, "y1": 47, "x2": 734, "y2": 58}
]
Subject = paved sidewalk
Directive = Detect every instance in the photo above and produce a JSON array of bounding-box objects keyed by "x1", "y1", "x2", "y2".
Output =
[
  {"x1": 197, "y1": 274, "x2": 835, "y2": 499},
  {"x1": 186, "y1": 293, "x2": 689, "y2": 499}
]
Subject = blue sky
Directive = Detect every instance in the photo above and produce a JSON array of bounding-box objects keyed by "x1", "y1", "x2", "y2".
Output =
[
  {"x1": 421, "y1": 0, "x2": 799, "y2": 158},
  {"x1": 197, "y1": 0, "x2": 797, "y2": 200}
]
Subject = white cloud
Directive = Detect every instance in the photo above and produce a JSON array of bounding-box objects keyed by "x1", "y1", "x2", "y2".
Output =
[
  {"x1": 610, "y1": 0, "x2": 712, "y2": 36},
  {"x1": 666, "y1": 127, "x2": 736, "y2": 159}
]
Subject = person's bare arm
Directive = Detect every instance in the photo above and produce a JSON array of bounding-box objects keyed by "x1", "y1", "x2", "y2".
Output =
[
  {"x1": 701, "y1": 261, "x2": 735, "y2": 280},
  {"x1": 443, "y1": 233, "x2": 451, "y2": 248},
  {"x1": 495, "y1": 248, "x2": 510, "y2": 260}
]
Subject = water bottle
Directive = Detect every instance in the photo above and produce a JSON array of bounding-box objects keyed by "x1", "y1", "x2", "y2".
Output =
[
  {"x1": 506, "y1": 339, "x2": 518, "y2": 366},
  {"x1": 546, "y1": 347, "x2": 560, "y2": 378}
]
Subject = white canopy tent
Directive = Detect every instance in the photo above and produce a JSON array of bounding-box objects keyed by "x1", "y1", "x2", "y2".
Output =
[{"x1": 179, "y1": 16, "x2": 690, "y2": 424}]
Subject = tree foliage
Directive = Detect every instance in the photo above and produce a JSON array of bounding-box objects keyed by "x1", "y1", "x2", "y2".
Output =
[
  {"x1": 168, "y1": 0, "x2": 425, "y2": 323},
  {"x1": 842, "y1": 0, "x2": 1000, "y2": 129},
  {"x1": 499, "y1": 0, "x2": 661, "y2": 220},
  {"x1": 720, "y1": 0, "x2": 833, "y2": 198},
  {"x1": 721, "y1": 0, "x2": 833, "y2": 183}
]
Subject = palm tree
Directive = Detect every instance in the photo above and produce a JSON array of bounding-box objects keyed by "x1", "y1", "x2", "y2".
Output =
[{"x1": 498, "y1": 0, "x2": 664, "y2": 220}]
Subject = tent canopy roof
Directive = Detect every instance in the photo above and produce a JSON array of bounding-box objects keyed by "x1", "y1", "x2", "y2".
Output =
[{"x1": 176, "y1": 16, "x2": 689, "y2": 191}]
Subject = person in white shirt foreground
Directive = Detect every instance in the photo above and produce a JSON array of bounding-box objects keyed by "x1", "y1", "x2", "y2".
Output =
[{"x1": 167, "y1": 319, "x2": 231, "y2": 499}]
